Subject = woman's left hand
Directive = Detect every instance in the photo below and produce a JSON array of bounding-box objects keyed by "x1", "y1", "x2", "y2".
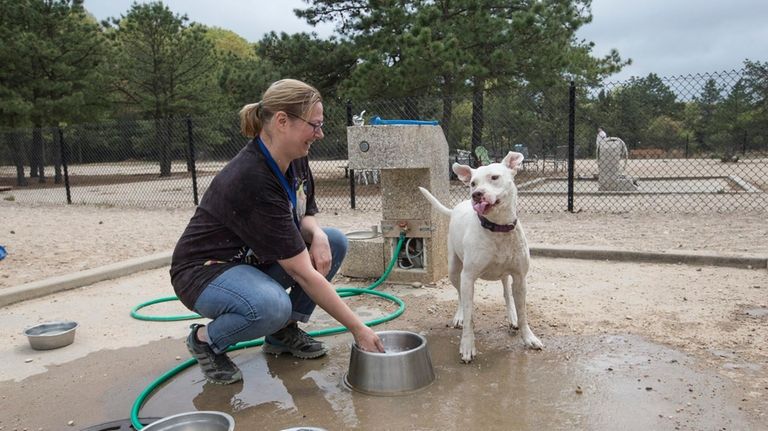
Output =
[{"x1": 309, "y1": 230, "x2": 331, "y2": 276}]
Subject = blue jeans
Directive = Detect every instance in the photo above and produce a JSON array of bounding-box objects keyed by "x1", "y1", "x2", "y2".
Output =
[{"x1": 192, "y1": 227, "x2": 348, "y2": 354}]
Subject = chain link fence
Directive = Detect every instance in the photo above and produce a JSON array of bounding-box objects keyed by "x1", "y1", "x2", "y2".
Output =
[
  {"x1": 1, "y1": 69, "x2": 766, "y2": 213},
  {"x1": 572, "y1": 70, "x2": 768, "y2": 212}
]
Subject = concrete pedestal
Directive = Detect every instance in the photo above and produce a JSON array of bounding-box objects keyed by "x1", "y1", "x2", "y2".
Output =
[{"x1": 344, "y1": 125, "x2": 450, "y2": 284}]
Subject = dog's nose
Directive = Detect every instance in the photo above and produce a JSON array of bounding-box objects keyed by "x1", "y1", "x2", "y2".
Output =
[{"x1": 472, "y1": 191, "x2": 484, "y2": 200}]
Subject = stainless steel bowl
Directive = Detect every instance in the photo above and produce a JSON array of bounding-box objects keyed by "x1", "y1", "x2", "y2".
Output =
[
  {"x1": 344, "y1": 330, "x2": 435, "y2": 396},
  {"x1": 141, "y1": 411, "x2": 234, "y2": 431},
  {"x1": 24, "y1": 321, "x2": 78, "y2": 350}
]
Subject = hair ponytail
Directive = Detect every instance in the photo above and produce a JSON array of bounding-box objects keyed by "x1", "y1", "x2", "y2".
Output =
[{"x1": 239, "y1": 102, "x2": 263, "y2": 138}]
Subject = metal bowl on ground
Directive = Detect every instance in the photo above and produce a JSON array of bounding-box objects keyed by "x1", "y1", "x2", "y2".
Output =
[
  {"x1": 23, "y1": 321, "x2": 78, "y2": 350},
  {"x1": 345, "y1": 227, "x2": 381, "y2": 241},
  {"x1": 344, "y1": 330, "x2": 435, "y2": 396},
  {"x1": 141, "y1": 411, "x2": 234, "y2": 431}
]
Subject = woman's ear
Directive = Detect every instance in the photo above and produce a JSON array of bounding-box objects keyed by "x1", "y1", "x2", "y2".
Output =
[{"x1": 274, "y1": 111, "x2": 290, "y2": 132}]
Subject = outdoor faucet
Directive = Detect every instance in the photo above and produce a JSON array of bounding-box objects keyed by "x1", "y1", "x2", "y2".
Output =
[{"x1": 353, "y1": 110, "x2": 366, "y2": 126}]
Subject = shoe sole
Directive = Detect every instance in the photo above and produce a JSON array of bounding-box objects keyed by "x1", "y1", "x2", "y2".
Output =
[
  {"x1": 204, "y1": 371, "x2": 242, "y2": 385},
  {"x1": 262, "y1": 343, "x2": 328, "y2": 359},
  {"x1": 188, "y1": 350, "x2": 244, "y2": 384},
  {"x1": 186, "y1": 338, "x2": 243, "y2": 385}
]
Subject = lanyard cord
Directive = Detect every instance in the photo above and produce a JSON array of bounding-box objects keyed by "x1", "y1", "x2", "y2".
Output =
[{"x1": 256, "y1": 137, "x2": 299, "y2": 228}]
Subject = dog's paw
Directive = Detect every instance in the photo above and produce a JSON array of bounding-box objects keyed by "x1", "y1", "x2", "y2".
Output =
[
  {"x1": 522, "y1": 333, "x2": 543, "y2": 350},
  {"x1": 451, "y1": 312, "x2": 464, "y2": 328},
  {"x1": 460, "y1": 345, "x2": 476, "y2": 363},
  {"x1": 507, "y1": 309, "x2": 518, "y2": 329}
]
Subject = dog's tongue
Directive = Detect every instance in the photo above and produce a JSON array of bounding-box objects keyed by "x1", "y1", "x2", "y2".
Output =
[{"x1": 473, "y1": 201, "x2": 490, "y2": 215}]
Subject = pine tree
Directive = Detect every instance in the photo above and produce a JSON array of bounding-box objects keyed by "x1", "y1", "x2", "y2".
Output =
[
  {"x1": 0, "y1": 0, "x2": 108, "y2": 185},
  {"x1": 106, "y1": 2, "x2": 219, "y2": 176}
]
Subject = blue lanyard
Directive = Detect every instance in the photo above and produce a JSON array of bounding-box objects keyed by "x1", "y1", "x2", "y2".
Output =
[{"x1": 257, "y1": 137, "x2": 299, "y2": 227}]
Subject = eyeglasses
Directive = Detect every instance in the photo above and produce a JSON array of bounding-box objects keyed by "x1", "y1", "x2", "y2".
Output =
[{"x1": 286, "y1": 112, "x2": 324, "y2": 133}]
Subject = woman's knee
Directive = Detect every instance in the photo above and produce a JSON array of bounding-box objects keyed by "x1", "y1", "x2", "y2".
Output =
[
  {"x1": 246, "y1": 292, "x2": 292, "y2": 335},
  {"x1": 202, "y1": 265, "x2": 293, "y2": 338}
]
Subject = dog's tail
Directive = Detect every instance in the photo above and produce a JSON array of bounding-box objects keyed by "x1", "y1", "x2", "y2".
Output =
[{"x1": 418, "y1": 187, "x2": 452, "y2": 216}]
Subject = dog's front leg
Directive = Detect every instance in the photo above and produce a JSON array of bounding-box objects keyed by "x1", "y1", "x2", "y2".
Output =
[
  {"x1": 459, "y1": 271, "x2": 477, "y2": 363},
  {"x1": 449, "y1": 254, "x2": 464, "y2": 328},
  {"x1": 501, "y1": 275, "x2": 518, "y2": 329},
  {"x1": 512, "y1": 274, "x2": 543, "y2": 350}
]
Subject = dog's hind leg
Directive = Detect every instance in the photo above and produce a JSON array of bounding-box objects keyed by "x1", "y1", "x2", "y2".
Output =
[
  {"x1": 501, "y1": 275, "x2": 518, "y2": 329},
  {"x1": 511, "y1": 273, "x2": 543, "y2": 350},
  {"x1": 449, "y1": 253, "x2": 464, "y2": 328}
]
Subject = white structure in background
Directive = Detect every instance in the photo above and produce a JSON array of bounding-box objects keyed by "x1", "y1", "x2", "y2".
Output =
[{"x1": 596, "y1": 128, "x2": 638, "y2": 191}]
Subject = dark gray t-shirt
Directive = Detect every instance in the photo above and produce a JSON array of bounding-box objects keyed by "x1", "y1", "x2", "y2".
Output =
[{"x1": 170, "y1": 139, "x2": 318, "y2": 310}]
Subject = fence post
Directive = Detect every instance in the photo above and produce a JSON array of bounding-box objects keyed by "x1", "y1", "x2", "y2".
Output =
[
  {"x1": 58, "y1": 126, "x2": 72, "y2": 205},
  {"x1": 346, "y1": 100, "x2": 356, "y2": 210},
  {"x1": 742, "y1": 130, "x2": 747, "y2": 154},
  {"x1": 567, "y1": 81, "x2": 575, "y2": 213},
  {"x1": 186, "y1": 115, "x2": 199, "y2": 206}
]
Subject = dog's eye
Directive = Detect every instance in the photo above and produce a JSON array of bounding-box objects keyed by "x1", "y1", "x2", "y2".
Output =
[
  {"x1": 491, "y1": 175, "x2": 500, "y2": 181},
  {"x1": 470, "y1": 181, "x2": 476, "y2": 187}
]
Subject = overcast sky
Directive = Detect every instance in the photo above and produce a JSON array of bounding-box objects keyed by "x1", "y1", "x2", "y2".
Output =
[{"x1": 85, "y1": 0, "x2": 768, "y2": 82}]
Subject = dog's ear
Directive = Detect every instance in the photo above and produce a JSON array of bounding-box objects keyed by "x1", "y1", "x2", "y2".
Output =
[
  {"x1": 452, "y1": 163, "x2": 472, "y2": 184},
  {"x1": 502, "y1": 151, "x2": 524, "y2": 170}
]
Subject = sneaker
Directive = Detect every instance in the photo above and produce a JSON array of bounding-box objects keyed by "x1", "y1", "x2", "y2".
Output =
[
  {"x1": 263, "y1": 322, "x2": 327, "y2": 359},
  {"x1": 185, "y1": 324, "x2": 242, "y2": 384}
]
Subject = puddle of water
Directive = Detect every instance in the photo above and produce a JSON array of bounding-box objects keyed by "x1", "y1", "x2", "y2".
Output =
[
  {"x1": 139, "y1": 330, "x2": 756, "y2": 431},
  {"x1": 744, "y1": 307, "x2": 768, "y2": 318},
  {"x1": 722, "y1": 362, "x2": 763, "y2": 372}
]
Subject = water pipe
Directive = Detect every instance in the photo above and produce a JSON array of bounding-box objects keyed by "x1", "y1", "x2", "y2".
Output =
[{"x1": 369, "y1": 116, "x2": 439, "y2": 126}]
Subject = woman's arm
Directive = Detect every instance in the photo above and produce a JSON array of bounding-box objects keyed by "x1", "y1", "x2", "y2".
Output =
[
  {"x1": 300, "y1": 215, "x2": 331, "y2": 276},
  {"x1": 279, "y1": 249, "x2": 384, "y2": 352},
  {"x1": 299, "y1": 214, "x2": 324, "y2": 242}
]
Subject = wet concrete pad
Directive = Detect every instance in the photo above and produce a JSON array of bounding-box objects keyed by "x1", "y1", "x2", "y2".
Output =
[{"x1": 137, "y1": 331, "x2": 758, "y2": 431}]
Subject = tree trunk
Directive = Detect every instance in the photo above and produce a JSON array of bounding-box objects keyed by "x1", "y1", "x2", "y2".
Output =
[
  {"x1": 157, "y1": 118, "x2": 172, "y2": 177},
  {"x1": 441, "y1": 76, "x2": 454, "y2": 149},
  {"x1": 471, "y1": 79, "x2": 485, "y2": 160},
  {"x1": 53, "y1": 127, "x2": 63, "y2": 184},
  {"x1": 31, "y1": 127, "x2": 45, "y2": 183},
  {"x1": 27, "y1": 131, "x2": 38, "y2": 178},
  {"x1": 7, "y1": 131, "x2": 29, "y2": 187}
]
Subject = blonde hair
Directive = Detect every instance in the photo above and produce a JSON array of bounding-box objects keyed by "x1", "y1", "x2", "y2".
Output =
[{"x1": 239, "y1": 79, "x2": 322, "y2": 138}]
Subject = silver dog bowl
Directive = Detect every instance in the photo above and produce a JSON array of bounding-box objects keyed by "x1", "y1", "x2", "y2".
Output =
[
  {"x1": 344, "y1": 330, "x2": 435, "y2": 396},
  {"x1": 141, "y1": 411, "x2": 234, "y2": 431},
  {"x1": 24, "y1": 321, "x2": 78, "y2": 350}
]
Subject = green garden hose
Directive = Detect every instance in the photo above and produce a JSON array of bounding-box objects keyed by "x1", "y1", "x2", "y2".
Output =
[{"x1": 130, "y1": 233, "x2": 407, "y2": 430}]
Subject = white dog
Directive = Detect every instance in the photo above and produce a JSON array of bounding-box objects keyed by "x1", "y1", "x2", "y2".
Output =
[{"x1": 419, "y1": 151, "x2": 542, "y2": 363}]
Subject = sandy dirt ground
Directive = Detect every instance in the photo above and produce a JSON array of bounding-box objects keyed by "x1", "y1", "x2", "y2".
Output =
[
  {"x1": 0, "y1": 201, "x2": 766, "y2": 429},
  {"x1": 1, "y1": 201, "x2": 766, "y2": 289}
]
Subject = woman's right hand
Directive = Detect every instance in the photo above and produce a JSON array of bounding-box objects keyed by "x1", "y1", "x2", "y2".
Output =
[{"x1": 353, "y1": 325, "x2": 385, "y2": 353}]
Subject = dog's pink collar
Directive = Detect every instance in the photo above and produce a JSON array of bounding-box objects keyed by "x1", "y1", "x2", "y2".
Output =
[{"x1": 478, "y1": 214, "x2": 517, "y2": 232}]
